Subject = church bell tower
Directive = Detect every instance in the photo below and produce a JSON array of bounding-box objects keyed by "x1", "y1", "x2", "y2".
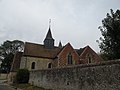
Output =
[{"x1": 44, "y1": 20, "x2": 54, "y2": 49}]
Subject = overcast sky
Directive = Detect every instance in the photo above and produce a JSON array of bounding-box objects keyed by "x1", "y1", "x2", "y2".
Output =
[{"x1": 0, "y1": 0, "x2": 120, "y2": 52}]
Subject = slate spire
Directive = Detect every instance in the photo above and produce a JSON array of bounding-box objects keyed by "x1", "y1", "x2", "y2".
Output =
[
  {"x1": 45, "y1": 27, "x2": 53, "y2": 39},
  {"x1": 44, "y1": 19, "x2": 54, "y2": 49},
  {"x1": 58, "y1": 41, "x2": 62, "y2": 48}
]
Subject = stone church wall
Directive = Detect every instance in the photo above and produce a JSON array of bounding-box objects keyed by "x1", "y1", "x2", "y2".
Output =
[
  {"x1": 20, "y1": 56, "x2": 52, "y2": 70},
  {"x1": 29, "y1": 60, "x2": 120, "y2": 90}
]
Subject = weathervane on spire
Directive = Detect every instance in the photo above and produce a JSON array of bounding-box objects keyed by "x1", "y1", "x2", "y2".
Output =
[{"x1": 49, "y1": 19, "x2": 51, "y2": 28}]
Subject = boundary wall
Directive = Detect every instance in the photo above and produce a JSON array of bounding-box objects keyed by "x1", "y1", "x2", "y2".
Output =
[{"x1": 29, "y1": 60, "x2": 120, "y2": 90}]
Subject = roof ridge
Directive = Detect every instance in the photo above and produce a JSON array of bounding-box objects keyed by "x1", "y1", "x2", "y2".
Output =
[{"x1": 25, "y1": 42, "x2": 44, "y2": 46}]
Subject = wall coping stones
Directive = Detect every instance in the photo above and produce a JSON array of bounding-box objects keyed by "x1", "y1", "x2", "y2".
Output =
[{"x1": 30, "y1": 59, "x2": 120, "y2": 72}]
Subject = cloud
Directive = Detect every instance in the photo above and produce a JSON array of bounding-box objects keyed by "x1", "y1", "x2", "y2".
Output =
[{"x1": 0, "y1": 0, "x2": 120, "y2": 52}]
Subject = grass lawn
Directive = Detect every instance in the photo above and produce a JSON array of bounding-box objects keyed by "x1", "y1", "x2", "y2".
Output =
[{"x1": 11, "y1": 83, "x2": 52, "y2": 90}]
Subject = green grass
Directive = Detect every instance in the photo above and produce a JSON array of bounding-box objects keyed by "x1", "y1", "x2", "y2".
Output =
[{"x1": 11, "y1": 83, "x2": 52, "y2": 90}]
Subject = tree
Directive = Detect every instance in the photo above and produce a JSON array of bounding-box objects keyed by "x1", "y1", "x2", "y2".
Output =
[
  {"x1": 1, "y1": 53, "x2": 14, "y2": 73},
  {"x1": 98, "y1": 9, "x2": 120, "y2": 60},
  {"x1": 0, "y1": 40, "x2": 24, "y2": 73}
]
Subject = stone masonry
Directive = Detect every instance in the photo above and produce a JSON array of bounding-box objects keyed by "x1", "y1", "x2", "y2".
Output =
[{"x1": 29, "y1": 60, "x2": 120, "y2": 90}]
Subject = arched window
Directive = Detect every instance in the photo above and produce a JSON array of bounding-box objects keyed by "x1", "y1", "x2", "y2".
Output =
[
  {"x1": 48, "y1": 63, "x2": 52, "y2": 68},
  {"x1": 88, "y1": 56, "x2": 92, "y2": 63},
  {"x1": 31, "y1": 62, "x2": 35, "y2": 69},
  {"x1": 86, "y1": 54, "x2": 92, "y2": 63},
  {"x1": 67, "y1": 53, "x2": 73, "y2": 64}
]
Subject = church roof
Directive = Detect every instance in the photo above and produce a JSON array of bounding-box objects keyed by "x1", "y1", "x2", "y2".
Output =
[
  {"x1": 75, "y1": 47, "x2": 86, "y2": 56},
  {"x1": 23, "y1": 42, "x2": 61, "y2": 59}
]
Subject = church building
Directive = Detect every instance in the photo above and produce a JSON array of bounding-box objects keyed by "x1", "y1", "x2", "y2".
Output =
[
  {"x1": 11, "y1": 26, "x2": 102, "y2": 71},
  {"x1": 9, "y1": 25, "x2": 102, "y2": 83}
]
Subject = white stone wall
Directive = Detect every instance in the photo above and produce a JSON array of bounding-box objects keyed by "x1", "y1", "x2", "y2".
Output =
[
  {"x1": 20, "y1": 57, "x2": 27, "y2": 69},
  {"x1": 20, "y1": 56, "x2": 53, "y2": 70}
]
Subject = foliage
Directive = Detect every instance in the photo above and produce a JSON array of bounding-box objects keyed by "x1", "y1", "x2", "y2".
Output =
[
  {"x1": 1, "y1": 53, "x2": 14, "y2": 72},
  {"x1": 98, "y1": 53, "x2": 108, "y2": 61},
  {"x1": 16, "y1": 69, "x2": 30, "y2": 83},
  {"x1": 0, "y1": 40, "x2": 24, "y2": 73},
  {"x1": 98, "y1": 9, "x2": 120, "y2": 60},
  {"x1": 0, "y1": 40, "x2": 24, "y2": 57}
]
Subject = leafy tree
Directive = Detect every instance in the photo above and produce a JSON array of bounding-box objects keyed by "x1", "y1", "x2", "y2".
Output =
[
  {"x1": 1, "y1": 53, "x2": 14, "y2": 73},
  {"x1": 98, "y1": 9, "x2": 120, "y2": 60},
  {"x1": 0, "y1": 40, "x2": 24, "y2": 73},
  {"x1": 16, "y1": 69, "x2": 30, "y2": 83}
]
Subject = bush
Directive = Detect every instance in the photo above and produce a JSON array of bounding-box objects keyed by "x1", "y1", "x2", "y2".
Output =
[{"x1": 16, "y1": 69, "x2": 30, "y2": 83}]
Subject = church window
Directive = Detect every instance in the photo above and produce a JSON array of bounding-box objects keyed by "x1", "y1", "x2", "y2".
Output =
[
  {"x1": 67, "y1": 53, "x2": 73, "y2": 64},
  {"x1": 31, "y1": 62, "x2": 35, "y2": 69},
  {"x1": 86, "y1": 54, "x2": 92, "y2": 63},
  {"x1": 48, "y1": 63, "x2": 52, "y2": 68},
  {"x1": 88, "y1": 56, "x2": 92, "y2": 63}
]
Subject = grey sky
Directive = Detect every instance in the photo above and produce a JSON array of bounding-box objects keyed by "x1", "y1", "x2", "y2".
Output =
[{"x1": 0, "y1": 0, "x2": 120, "y2": 52}]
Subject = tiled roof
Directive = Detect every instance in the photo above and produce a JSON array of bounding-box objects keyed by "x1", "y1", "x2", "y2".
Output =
[
  {"x1": 23, "y1": 42, "x2": 61, "y2": 59},
  {"x1": 75, "y1": 47, "x2": 86, "y2": 56},
  {"x1": 11, "y1": 52, "x2": 23, "y2": 72}
]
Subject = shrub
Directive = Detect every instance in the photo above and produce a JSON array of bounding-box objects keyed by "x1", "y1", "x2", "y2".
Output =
[{"x1": 16, "y1": 69, "x2": 30, "y2": 83}]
